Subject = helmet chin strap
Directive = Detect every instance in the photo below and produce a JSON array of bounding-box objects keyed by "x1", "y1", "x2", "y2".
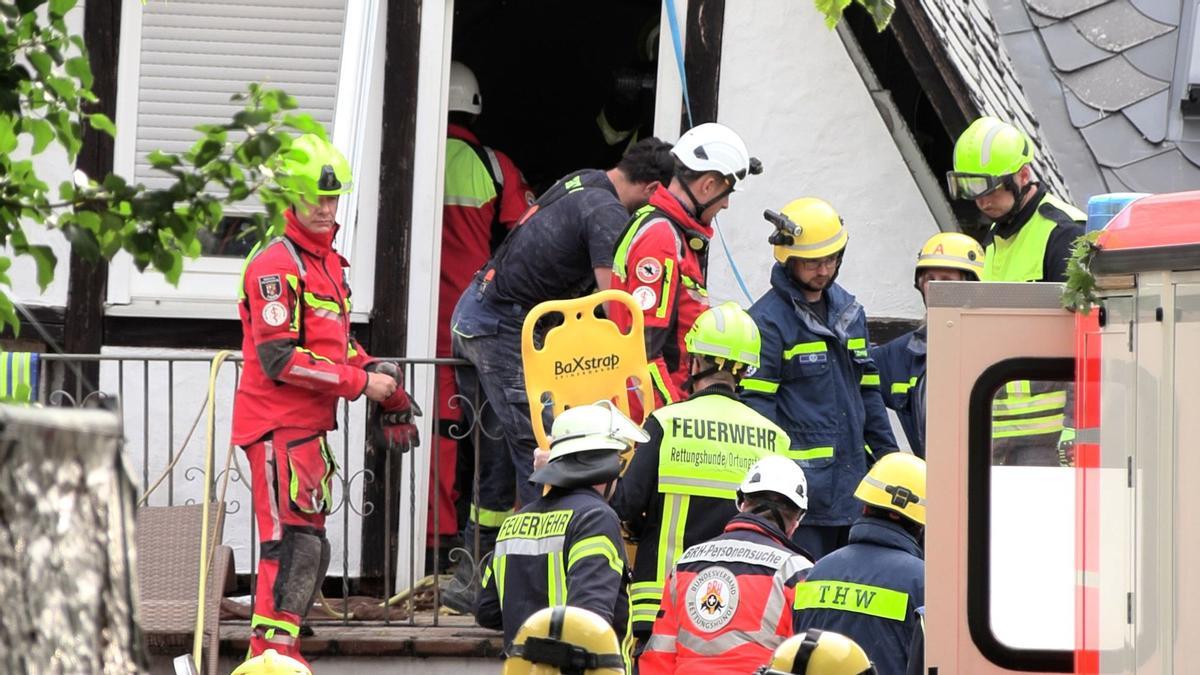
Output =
[
  {"x1": 996, "y1": 177, "x2": 1035, "y2": 225},
  {"x1": 679, "y1": 173, "x2": 734, "y2": 219}
]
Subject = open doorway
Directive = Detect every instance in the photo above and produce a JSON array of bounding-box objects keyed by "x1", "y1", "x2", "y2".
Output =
[{"x1": 451, "y1": 0, "x2": 662, "y2": 193}]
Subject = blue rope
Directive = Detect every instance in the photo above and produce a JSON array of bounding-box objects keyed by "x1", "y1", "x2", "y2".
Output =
[
  {"x1": 665, "y1": 0, "x2": 753, "y2": 305},
  {"x1": 664, "y1": 0, "x2": 694, "y2": 129},
  {"x1": 714, "y1": 218, "x2": 755, "y2": 304}
]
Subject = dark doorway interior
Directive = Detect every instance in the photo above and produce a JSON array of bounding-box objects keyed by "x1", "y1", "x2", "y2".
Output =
[
  {"x1": 843, "y1": 9, "x2": 990, "y2": 236},
  {"x1": 452, "y1": 0, "x2": 662, "y2": 193}
]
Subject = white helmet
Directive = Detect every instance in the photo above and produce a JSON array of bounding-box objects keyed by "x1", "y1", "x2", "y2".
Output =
[
  {"x1": 739, "y1": 455, "x2": 808, "y2": 511},
  {"x1": 546, "y1": 401, "x2": 649, "y2": 459},
  {"x1": 449, "y1": 61, "x2": 482, "y2": 115},
  {"x1": 672, "y1": 122, "x2": 761, "y2": 188}
]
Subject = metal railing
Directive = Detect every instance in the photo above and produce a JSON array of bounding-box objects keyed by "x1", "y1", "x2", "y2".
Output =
[{"x1": 35, "y1": 351, "x2": 491, "y2": 628}]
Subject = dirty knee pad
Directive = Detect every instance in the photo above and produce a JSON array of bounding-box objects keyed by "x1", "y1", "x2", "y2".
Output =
[
  {"x1": 274, "y1": 526, "x2": 328, "y2": 616},
  {"x1": 305, "y1": 537, "x2": 332, "y2": 610}
]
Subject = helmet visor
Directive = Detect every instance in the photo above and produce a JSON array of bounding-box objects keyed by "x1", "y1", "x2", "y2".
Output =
[{"x1": 946, "y1": 171, "x2": 1004, "y2": 200}]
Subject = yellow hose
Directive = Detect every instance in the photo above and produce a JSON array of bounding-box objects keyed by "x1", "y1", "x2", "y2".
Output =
[{"x1": 191, "y1": 351, "x2": 233, "y2": 669}]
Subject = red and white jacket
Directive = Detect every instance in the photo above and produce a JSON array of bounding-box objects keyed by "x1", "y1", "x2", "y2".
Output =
[
  {"x1": 232, "y1": 211, "x2": 374, "y2": 446},
  {"x1": 639, "y1": 513, "x2": 813, "y2": 675},
  {"x1": 611, "y1": 186, "x2": 712, "y2": 408}
]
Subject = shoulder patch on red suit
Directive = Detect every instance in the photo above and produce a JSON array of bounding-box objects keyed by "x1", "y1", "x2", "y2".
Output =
[
  {"x1": 635, "y1": 257, "x2": 663, "y2": 283},
  {"x1": 258, "y1": 274, "x2": 282, "y2": 301},
  {"x1": 262, "y1": 301, "x2": 289, "y2": 327},
  {"x1": 633, "y1": 286, "x2": 658, "y2": 310}
]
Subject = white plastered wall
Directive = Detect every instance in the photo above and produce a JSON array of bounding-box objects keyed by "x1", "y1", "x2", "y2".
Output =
[{"x1": 705, "y1": 0, "x2": 938, "y2": 321}]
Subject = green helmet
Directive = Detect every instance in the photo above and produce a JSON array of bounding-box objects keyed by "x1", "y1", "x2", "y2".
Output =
[
  {"x1": 281, "y1": 133, "x2": 353, "y2": 196},
  {"x1": 946, "y1": 117, "x2": 1033, "y2": 200},
  {"x1": 684, "y1": 302, "x2": 761, "y2": 373}
]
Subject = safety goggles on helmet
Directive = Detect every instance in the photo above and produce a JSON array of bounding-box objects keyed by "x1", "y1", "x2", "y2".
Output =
[
  {"x1": 547, "y1": 400, "x2": 650, "y2": 458},
  {"x1": 946, "y1": 171, "x2": 1009, "y2": 200}
]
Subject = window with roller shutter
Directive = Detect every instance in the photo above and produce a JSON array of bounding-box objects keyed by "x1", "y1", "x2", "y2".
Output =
[{"x1": 108, "y1": 0, "x2": 379, "y2": 320}]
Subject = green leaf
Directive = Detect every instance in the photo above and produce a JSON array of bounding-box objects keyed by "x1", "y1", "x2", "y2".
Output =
[
  {"x1": 27, "y1": 244, "x2": 57, "y2": 289},
  {"x1": 814, "y1": 0, "x2": 853, "y2": 28},
  {"x1": 66, "y1": 223, "x2": 100, "y2": 259},
  {"x1": 858, "y1": 0, "x2": 895, "y2": 30},
  {"x1": 65, "y1": 55, "x2": 92, "y2": 89},
  {"x1": 88, "y1": 112, "x2": 115, "y2": 137},
  {"x1": 0, "y1": 291, "x2": 18, "y2": 339},
  {"x1": 24, "y1": 117, "x2": 54, "y2": 154},
  {"x1": 1061, "y1": 231, "x2": 1103, "y2": 314},
  {"x1": 27, "y1": 49, "x2": 52, "y2": 77},
  {"x1": 0, "y1": 114, "x2": 16, "y2": 154},
  {"x1": 282, "y1": 114, "x2": 325, "y2": 137},
  {"x1": 75, "y1": 209, "x2": 100, "y2": 231},
  {"x1": 147, "y1": 149, "x2": 181, "y2": 170},
  {"x1": 48, "y1": 0, "x2": 77, "y2": 18},
  {"x1": 45, "y1": 76, "x2": 77, "y2": 103}
]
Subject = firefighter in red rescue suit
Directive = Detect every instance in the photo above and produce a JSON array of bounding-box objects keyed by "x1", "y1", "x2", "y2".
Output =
[{"x1": 231, "y1": 134, "x2": 419, "y2": 668}]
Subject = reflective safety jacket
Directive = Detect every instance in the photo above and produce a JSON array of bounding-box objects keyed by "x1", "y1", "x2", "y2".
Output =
[
  {"x1": 610, "y1": 387, "x2": 790, "y2": 637},
  {"x1": 744, "y1": 265, "x2": 898, "y2": 526},
  {"x1": 611, "y1": 186, "x2": 712, "y2": 407},
  {"x1": 232, "y1": 211, "x2": 373, "y2": 446},
  {"x1": 791, "y1": 516, "x2": 924, "y2": 675},
  {"x1": 476, "y1": 486, "x2": 633, "y2": 667},
  {"x1": 980, "y1": 189, "x2": 1085, "y2": 283},
  {"x1": 439, "y1": 124, "x2": 531, "y2": 363},
  {"x1": 869, "y1": 327, "x2": 926, "y2": 457},
  {"x1": 640, "y1": 513, "x2": 814, "y2": 675}
]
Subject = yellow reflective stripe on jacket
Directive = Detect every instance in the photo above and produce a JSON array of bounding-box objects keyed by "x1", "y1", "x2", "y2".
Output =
[
  {"x1": 0, "y1": 351, "x2": 35, "y2": 402},
  {"x1": 567, "y1": 535, "x2": 624, "y2": 575},
  {"x1": 647, "y1": 362, "x2": 675, "y2": 404},
  {"x1": 784, "y1": 341, "x2": 827, "y2": 359},
  {"x1": 252, "y1": 613, "x2": 301, "y2": 637},
  {"x1": 285, "y1": 274, "x2": 302, "y2": 331},
  {"x1": 680, "y1": 274, "x2": 707, "y2": 296},
  {"x1": 642, "y1": 492, "x2": 690, "y2": 625},
  {"x1": 444, "y1": 137, "x2": 499, "y2": 208},
  {"x1": 655, "y1": 258, "x2": 675, "y2": 320},
  {"x1": 992, "y1": 414, "x2": 1065, "y2": 438},
  {"x1": 612, "y1": 204, "x2": 657, "y2": 280},
  {"x1": 785, "y1": 446, "x2": 835, "y2": 461},
  {"x1": 303, "y1": 292, "x2": 341, "y2": 314},
  {"x1": 992, "y1": 390, "x2": 1067, "y2": 415},
  {"x1": 547, "y1": 552, "x2": 567, "y2": 605},
  {"x1": 847, "y1": 338, "x2": 867, "y2": 350},
  {"x1": 892, "y1": 376, "x2": 919, "y2": 395},
  {"x1": 742, "y1": 378, "x2": 779, "y2": 394},
  {"x1": 860, "y1": 373, "x2": 880, "y2": 387},
  {"x1": 631, "y1": 580, "x2": 664, "y2": 624},
  {"x1": 296, "y1": 347, "x2": 334, "y2": 364},
  {"x1": 471, "y1": 504, "x2": 515, "y2": 529},
  {"x1": 494, "y1": 555, "x2": 508, "y2": 608},
  {"x1": 793, "y1": 580, "x2": 909, "y2": 621}
]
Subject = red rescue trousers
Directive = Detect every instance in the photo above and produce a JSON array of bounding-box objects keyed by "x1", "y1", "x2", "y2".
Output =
[{"x1": 244, "y1": 428, "x2": 336, "y2": 653}]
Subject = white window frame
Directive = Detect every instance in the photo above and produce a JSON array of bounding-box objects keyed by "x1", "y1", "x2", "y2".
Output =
[{"x1": 107, "y1": 0, "x2": 383, "y2": 321}]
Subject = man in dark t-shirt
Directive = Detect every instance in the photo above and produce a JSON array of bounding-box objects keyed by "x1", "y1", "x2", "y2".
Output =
[{"x1": 447, "y1": 138, "x2": 675, "y2": 592}]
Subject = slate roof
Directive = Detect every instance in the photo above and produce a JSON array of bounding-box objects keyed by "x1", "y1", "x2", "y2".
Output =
[
  {"x1": 916, "y1": 0, "x2": 1076, "y2": 200},
  {"x1": 978, "y1": 0, "x2": 1200, "y2": 199}
]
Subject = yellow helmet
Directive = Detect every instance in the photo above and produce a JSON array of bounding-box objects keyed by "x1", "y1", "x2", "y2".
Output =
[
  {"x1": 854, "y1": 453, "x2": 927, "y2": 526},
  {"x1": 503, "y1": 606, "x2": 626, "y2": 675},
  {"x1": 766, "y1": 198, "x2": 849, "y2": 264},
  {"x1": 761, "y1": 629, "x2": 876, "y2": 675},
  {"x1": 232, "y1": 649, "x2": 312, "y2": 675},
  {"x1": 914, "y1": 232, "x2": 984, "y2": 285}
]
